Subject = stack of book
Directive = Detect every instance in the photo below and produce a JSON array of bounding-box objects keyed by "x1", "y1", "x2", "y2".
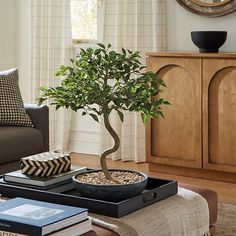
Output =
[
  {"x1": 0, "y1": 197, "x2": 92, "y2": 236},
  {"x1": 2, "y1": 166, "x2": 87, "y2": 193}
]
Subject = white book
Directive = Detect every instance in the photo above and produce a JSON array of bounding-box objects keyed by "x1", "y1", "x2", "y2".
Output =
[
  {"x1": 50, "y1": 218, "x2": 92, "y2": 236},
  {"x1": 3, "y1": 166, "x2": 87, "y2": 187}
]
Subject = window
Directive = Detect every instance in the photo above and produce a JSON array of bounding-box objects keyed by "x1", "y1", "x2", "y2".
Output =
[{"x1": 71, "y1": 0, "x2": 98, "y2": 43}]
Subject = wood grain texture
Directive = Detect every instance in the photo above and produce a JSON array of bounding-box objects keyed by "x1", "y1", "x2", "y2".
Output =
[
  {"x1": 191, "y1": 0, "x2": 231, "y2": 7},
  {"x1": 203, "y1": 59, "x2": 236, "y2": 173},
  {"x1": 146, "y1": 52, "x2": 236, "y2": 59},
  {"x1": 149, "y1": 163, "x2": 236, "y2": 183},
  {"x1": 146, "y1": 56, "x2": 202, "y2": 168},
  {"x1": 176, "y1": 0, "x2": 236, "y2": 17},
  {"x1": 147, "y1": 52, "x2": 236, "y2": 182}
]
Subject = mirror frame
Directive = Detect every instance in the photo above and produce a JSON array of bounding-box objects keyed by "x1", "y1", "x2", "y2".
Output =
[{"x1": 176, "y1": 0, "x2": 236, "y2": 17}]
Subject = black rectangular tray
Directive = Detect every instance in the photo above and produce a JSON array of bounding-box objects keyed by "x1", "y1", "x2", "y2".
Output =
[{"x1": 0, "y1": 177, "x2": 177, "y2": 218}]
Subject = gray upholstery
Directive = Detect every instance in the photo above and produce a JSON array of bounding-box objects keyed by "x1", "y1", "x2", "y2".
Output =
[
  {"x1": 0, "y1": 104, "x2": 49, "y2": 174},
  {"x1": 24, "y1": 104, "x2": 49, "y2": 152},
  {"x1": 0, "y1": 127, "x2": 43, "y2": 164}
]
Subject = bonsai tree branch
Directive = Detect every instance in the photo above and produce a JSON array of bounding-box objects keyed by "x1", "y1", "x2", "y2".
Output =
[{"x1": 100, "y1": 112, "x2": 120, "y2": 180}]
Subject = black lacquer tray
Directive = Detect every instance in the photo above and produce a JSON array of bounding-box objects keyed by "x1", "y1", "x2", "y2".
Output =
[{"x1": 0, "y1": 177, "x2": 177, "y2": 218}]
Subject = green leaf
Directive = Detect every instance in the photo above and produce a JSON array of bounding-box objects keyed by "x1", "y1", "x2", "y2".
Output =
[
  {"x1": 97, "y1": 43, "x2": 105, "y2": 49},
  {"x1": 94, "y1": 49, "x2": 101, "y2": 55},
  {"x1": 141, "y1": 113, "x2": 147, "y2": 124},
  {"x1": 92, "y1": 107, "x2": 99, "y2": 114},
  {"x1": 89, "y1": 113, "x2": 99, "y2": 122},
  {"x1": 159, "y1": 111, "x2": 164, "y2": 119},
  {"x1": 37, "y1": 98, "x2": 44, "y2": 106},
  {"x1": 127, "y1": 49, "x2": 132, "y2": 54},
  {"x1": 163, "y1": 100, "x2": 171, "y2": 105},
  {"x1": 117, "y1": 110, "x2": 124, "y2": 122},
  {"x1": 36, "y1": 43, "x2": 169, "y2": 130}
]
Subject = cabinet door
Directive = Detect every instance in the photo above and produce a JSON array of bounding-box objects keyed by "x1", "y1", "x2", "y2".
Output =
[
  {"x1": 203, "y1": 59, "x2": 236, "y2": 173},
  {"x1": 146, "y1": 56, "x2": 202, "y2": 168}
]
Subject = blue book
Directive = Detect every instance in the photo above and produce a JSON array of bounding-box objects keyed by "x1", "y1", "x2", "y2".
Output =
[{"x1": 0, "y1": 198, "x2": 88, "y2": 236}]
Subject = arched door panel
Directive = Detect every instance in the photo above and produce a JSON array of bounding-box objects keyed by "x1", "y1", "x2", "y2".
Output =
[{"x1": 147, "y1": 57, "x2": 202, "y2": 168}]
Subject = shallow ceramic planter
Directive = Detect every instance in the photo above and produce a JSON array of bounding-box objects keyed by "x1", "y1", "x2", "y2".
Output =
[{"x1": 72, "y1": 169, "x2": 148, "y2": 202}]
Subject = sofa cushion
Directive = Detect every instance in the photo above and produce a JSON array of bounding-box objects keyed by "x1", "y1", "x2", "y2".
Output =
[
  {"x1": 0, "y1": 68, "x2": 33, "y2": 127},
  {"x1": 0, "y1": 127, "x2": 43, "y2": 164}
]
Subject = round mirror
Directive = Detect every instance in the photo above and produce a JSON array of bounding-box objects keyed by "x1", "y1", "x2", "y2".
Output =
[
  {"x1": 176, "y1": 0, "x2": 236, "y2": 17},
  {"x1": 192, "y1": 0, "x2": 230, "y2": 6}
]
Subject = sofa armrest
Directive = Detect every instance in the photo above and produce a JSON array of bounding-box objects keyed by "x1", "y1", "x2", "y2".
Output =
[{"x1": 24, "y1": 104, "x2": 49, "y2": 152}]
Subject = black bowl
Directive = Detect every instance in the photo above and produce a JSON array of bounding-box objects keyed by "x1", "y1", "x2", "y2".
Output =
[
  {"x1": 191, "y1": 31, "x2": 227, "y2": 53},
  {"x1": 72, "y1": 169, "x2": 148, "y2": 202}
]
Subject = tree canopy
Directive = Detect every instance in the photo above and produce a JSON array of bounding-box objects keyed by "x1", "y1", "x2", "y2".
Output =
[{"x1": 38, "y1": 43, "x2": 169, "y2": 124}]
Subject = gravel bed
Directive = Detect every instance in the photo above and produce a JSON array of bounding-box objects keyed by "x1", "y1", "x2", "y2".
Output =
[{"x1": 76, "y1": 171, "x2": 145, "y2": 185}]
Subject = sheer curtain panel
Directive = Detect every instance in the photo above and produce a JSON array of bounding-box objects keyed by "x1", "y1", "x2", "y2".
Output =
[
  {"x1": 101, "y1": 0, "x2": 167, "y2": 162},
  {"x1": 29, "y1": 0, "x2": 73, "y2": 151}
]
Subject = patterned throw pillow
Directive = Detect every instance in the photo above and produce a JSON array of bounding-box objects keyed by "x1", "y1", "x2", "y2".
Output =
[{"x1": 0, "y1": 68, "x2": 33, "y2": 127}]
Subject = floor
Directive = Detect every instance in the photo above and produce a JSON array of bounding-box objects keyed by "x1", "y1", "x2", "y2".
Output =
[{"x1": 71, "y1": 153, "x2": 236, "y2": 204}]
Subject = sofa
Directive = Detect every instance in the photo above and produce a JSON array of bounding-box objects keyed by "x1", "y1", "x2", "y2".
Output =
[{"x1": 0, "y1": 104, "x2": 49, "y2": 175}]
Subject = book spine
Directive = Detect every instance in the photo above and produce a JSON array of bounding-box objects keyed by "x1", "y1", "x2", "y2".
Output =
[
  {"x1": 0, "y1": 230, "x2": 27, "y2": 236},
  {"x1": 0, "y1": 220, "x2": 41, "y2": 236}
]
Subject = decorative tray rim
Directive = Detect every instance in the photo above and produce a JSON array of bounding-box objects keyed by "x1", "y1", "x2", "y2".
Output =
[{"x1": 0, "y1": 176, "x2": 178, "y2": 217}]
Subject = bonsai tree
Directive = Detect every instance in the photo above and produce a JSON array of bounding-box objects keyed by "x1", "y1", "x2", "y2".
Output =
[{"x1": 38, "y1": 44, "x2": 169, "y2": 181}]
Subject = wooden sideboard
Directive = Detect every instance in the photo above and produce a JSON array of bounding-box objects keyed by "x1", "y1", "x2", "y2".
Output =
[{"x1": 146, "y1": 52, "x2": 236, "y2": 182}]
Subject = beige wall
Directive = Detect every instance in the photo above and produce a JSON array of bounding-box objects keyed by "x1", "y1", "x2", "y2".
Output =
[
  {"x1": 0, "y1": 0, "x2": 17, "y2": 71},
  {"x1": 166, "y1": 0, "x2": 236, "y2": 52},
  {"x1": 17, "y1": 0, "x2": 30, "y2": 101}
]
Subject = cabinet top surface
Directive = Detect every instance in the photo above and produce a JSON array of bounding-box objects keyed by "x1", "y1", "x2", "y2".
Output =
[{"x1": 146, "y1": 51, "x2": 236, "y2": 59}]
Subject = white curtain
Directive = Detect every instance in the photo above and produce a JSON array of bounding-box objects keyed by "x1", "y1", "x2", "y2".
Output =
[
  {"x1": 29, "y1": 0, "x2": 73, "y2": 151},
  {"x1": 101, "y1": 0, "x2": 167, "y2": 162}
]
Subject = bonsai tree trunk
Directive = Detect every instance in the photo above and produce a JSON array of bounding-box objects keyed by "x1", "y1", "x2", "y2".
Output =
[{"x1": 100, "y1": 112, "x2": 120, "y2": 180}]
